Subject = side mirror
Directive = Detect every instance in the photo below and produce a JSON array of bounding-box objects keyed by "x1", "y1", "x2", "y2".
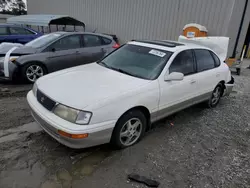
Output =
[
  {"x1": 164, "y1": 72, "x2": 184, "y2": 81},
  {"x1": 51, "y1": 48, "x2": 56, "y2": 52}
]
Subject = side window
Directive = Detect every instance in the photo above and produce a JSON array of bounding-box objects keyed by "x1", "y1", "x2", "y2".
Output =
[
  {"x1": 194, "y1": 49, "x2": 215, "y2": 72},
  {"x1": 0, "y1": 27, "x2": 8, "y2": 35},
  {"x1": 84, "y1": 34, "x2": 102, "y2": 47},
  {"x1": 102, "y1": 37, "x2": 112, "y2": 45},
  {"x1": 169, "y1": 50, "x2": 195, "y2": 76},
  {"x1": 210, "y1": 52, "x2": 221, "y2": 67},
  {"x1": 50, "y1": 35, "x2": 81, "y2": 51},
  {"x1": 10, "y1": 27, "x2": 34, "y2": 35}
]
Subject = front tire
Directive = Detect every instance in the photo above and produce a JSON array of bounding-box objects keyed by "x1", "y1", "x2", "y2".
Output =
[
  {"x1": 111, "y1": 110, "x2": 147, "y2": 149},
  {"x1": 207, "y1": 84, "x2": 223, "y2": 108},
  {"x1": 21, "y1": 63, "x2": 46, "y2": 83}
]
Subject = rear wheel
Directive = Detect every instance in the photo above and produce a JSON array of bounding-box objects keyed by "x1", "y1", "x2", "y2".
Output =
[
  {"x1": 111, "y1": 110, "x2": 147, "y2": 149},
  {"x1": 207, "y1": 84, "x2": 223, "y2": 108},
  {"x1": 21, "y1": 63, "x2": 46, "y2": 83}
]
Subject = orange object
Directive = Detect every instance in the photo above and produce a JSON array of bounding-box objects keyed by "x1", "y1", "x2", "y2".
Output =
[
  {"x1": 183, "y1": 23, "x2": 208, "y2": 38},
  {"x1": 58, "y1": 130, "x2": 88, "y2": 139},
  {"x1": 225, "y1": 58, "x2": 236, "y2": 67}
]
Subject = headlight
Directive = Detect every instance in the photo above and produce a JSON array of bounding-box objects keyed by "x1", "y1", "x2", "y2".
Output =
[
  {"x1": 9, "y1": 56, "x2": 19, "y2": 62},
  {"x1": 32, "y1": 82, "x2": 38, "y2": 97},
  {"x1": 53, "y1": 104, "x2": 92, "y2": 125}
]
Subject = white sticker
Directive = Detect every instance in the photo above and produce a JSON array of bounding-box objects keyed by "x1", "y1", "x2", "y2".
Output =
[
  {"x1": 149, "y1": 49, "x2": 166, "y2": 57},
  {"x1": 187, "y1": 31, "x2": 195, "y2": 38}
]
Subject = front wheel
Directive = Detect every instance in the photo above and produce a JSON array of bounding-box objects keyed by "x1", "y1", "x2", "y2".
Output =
[
  {"x1": 21, "y1": 63, "x2": 46, "y2": 83},
  {"x1": 207, "y1": 84, "x2": 223, "y2": 108},
  {"x1": 111, "y1": 110, "x2": 147, "y2": 149}
]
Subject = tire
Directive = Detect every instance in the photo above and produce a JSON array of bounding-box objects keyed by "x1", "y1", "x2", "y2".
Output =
[
  {"x1": 111, "y1": 110, "x2": 147, "y2": 149},
  {"x1": 207, "y1": 84, "x2": 223, "y2": 108},
  {"x1": 21, "y1": 63, "x2": 46, "y2": 83}
]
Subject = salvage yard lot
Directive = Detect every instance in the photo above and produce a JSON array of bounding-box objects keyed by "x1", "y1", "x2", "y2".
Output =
[{"x1": 0, "y1": 63, "x2": 250, "y2": 188}]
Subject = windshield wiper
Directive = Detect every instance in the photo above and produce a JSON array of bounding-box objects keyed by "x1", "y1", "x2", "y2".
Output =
[
  {"x1": 98, "y1": 62, "x2": 144, "y2": 79},
  {"x1": 98, "y1": 61, "x2": 110, "y2": 68}
]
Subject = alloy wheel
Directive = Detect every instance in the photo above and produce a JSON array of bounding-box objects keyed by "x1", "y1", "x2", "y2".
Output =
[
  {"x1": 26, "y1": 65, "x2": 44, "y2": 82},
  {"x1": 119, "y1": 118, "x2": 142, "y2": 146},
  {"x1": 211, "y1": 87, "x2": 222, "y2": 105}
]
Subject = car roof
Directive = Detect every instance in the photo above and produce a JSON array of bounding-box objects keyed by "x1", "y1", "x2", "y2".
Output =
[
  {"x1": 128, "y1": 40, "x2": 210, "y2": 52},
  {"x1": 55, "y1": 31, "x2": 113, "y2": 40}
]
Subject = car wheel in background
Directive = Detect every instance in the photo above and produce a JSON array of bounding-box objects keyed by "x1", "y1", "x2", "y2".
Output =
[
  {"x1": 111, "y1": 110, "x2": 147, "y2": 149},
  {"x1": 21, "y1": 63, "x2": 46, "y2": 83},
  {"x1": 207, "y1": 83, "x2": 223, "y2": 108}
]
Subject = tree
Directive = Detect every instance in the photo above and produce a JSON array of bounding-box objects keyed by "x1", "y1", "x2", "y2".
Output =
[{"x1": 0, "y1": 0, "x2": 27, "y2": 15}]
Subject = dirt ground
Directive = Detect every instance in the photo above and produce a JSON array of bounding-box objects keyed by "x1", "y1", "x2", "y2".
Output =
[{"x1": 0, "y1": 62, "x2": 250, "y2": 188}]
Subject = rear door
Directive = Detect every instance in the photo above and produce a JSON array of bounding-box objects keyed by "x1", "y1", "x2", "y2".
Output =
[
  {"x1": 0, "y1": 26, "x2": 10, "y2": 43},
  {"x1": 77, "y1": 34, "x2": 107, "y2": 64},
  {"x1": 9, "y1": 26, "x2": 37, "y2": 44},
  {"x1": 44, "y1": 34, "x2": 83, "y2": 72},
  {"x1": 193, "y1": 49, "x2": 221, "y2": 97}
]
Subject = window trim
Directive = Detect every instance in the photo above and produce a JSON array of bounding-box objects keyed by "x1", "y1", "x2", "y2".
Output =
[
  {"x1": 44, "y1": 34, "x2": 83, "y2": 52},
  {"x1": 193, "y1": 48, "x2": 217, "y2": 73},
  {"x1": 209, "y1": 51, "x2": 221, "y2": 67},
  {"x1": 169, "y1": 49, "x2": 197, "y2": 76},
  {"x1": 100, "y1": 37, "x2": 112, "y2": 45}
]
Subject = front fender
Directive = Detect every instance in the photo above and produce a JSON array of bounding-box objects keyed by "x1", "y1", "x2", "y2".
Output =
[{"x1": 88, "y1": 82, "x2": 160, "y2": 125}]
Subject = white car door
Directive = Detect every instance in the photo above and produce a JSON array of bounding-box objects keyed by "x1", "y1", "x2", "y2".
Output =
[
  {"x1": 157, "y1": 50, "x2": 198, "y2": 120},
  {"x1": 193, "y1": 49, "x2": 222, "y2": 97}
]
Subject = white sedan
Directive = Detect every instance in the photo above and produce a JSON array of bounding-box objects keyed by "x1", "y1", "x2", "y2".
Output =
[{"x1": 27, "y1": 40, "x2": 234, "y2": 149}]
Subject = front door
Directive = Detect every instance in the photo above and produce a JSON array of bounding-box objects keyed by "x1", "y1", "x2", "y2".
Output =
[
  {"x1": 45, "y1": 34, "x2": 83, "y2": 72},
  {"x1": 157, "y1": 50, "x2": 198, "y2": 120}
]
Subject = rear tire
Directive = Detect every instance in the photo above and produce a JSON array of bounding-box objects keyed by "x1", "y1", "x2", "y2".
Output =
[
  {"x1": 207, "y1": 84, "x2": 223, "y2": 108},
  {"x1": 21, "y1": 63, "x2": 46, "y2": 83},
  {"x1": 111, "y1": 110, "x2": 147, "y2": 149}
]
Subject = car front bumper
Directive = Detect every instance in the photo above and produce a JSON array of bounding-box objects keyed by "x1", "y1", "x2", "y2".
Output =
[
  {"x1": 0, "y1": 61, "x2": 18, "y2": 81},
  {"x1": 27, "y1": 91, "x2": 116, "y2": 149}
]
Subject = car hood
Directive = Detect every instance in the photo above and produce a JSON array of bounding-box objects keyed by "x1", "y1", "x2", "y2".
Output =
[
  {"x1": 0, "y1": 45, "x2": 37, "y2": 56},
  {"x1": 37, "y1": 63, "x2": 150, "y2": 110}
]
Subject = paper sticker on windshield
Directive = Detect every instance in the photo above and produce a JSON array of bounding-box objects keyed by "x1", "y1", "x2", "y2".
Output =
[{"x1": 149, "y1": 49, "x2": 166, "y2": 57}]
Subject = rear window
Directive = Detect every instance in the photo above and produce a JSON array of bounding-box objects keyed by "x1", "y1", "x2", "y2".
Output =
[
  {"x1": 210, "y1": 52, "x2": 221, "y2": 67},
  {"x1": 102, "y1": 37, "x2": 112, "y2": 45},
  {"x1": 194, "y1": 49, "x2": 215, "y2": 72},
  {"x1": 98, "y1": 44, "x2": 172, "y2": 80}
]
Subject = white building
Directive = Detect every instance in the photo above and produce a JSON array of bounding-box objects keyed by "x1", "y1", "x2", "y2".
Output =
[{"x1": 27, "y1": 0, "x2": 250, "y2": 57}]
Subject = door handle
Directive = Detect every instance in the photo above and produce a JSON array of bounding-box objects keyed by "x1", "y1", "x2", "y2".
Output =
[
  {"x1": 75, "y1": 51, "x2": 80, "y2": 54},
  {"x1": 216, "y1": 73, "x2": 220, "y2": 77},
  {"x1": 190, "y1": 80, "x2": 196, "y2": 84}
]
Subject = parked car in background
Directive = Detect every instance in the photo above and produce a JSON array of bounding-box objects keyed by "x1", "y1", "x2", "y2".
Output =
[
  {"x1": 0, "y1": 32, "x2": 120, "y2": 82},
  {"x1": 0, "y1": 24, "x2": 42, "y2": 44},
  {"x1": 27, "y1": 40, "x2": 234, "y2": 149}
]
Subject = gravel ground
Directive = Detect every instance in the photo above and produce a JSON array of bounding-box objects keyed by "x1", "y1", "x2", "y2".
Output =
[{"x1": 0, "y1": 61, "x2": 250, "y2": 188}]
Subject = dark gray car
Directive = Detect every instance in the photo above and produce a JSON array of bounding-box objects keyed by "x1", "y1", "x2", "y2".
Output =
[{"x1": 0, "y1": 32, "x2": 119, "y2": 82}]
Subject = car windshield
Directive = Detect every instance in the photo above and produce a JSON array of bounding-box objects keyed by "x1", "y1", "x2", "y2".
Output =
[
  {"x1": 98, "y1": 44, "x2": 172, "y2": 80},
  {"x1": 25, "y1": 33, "x2": 62, "y2": 48}
]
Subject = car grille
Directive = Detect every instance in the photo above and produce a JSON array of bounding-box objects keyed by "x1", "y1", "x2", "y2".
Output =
[{"x1": 37, "y1": 89, "x2": 56, "y2": 111}]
